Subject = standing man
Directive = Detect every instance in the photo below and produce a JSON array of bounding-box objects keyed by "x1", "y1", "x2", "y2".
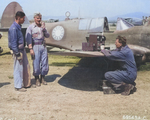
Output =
[
  {"x1": 101, "y1": 36, "x2": 137, "y2": 95},
  {"x1": 8, "y1": 11, "x2": 31, "y2": 92},
  {"x1": 26, "y1": 13, "x2": 50, "y2": 87}
]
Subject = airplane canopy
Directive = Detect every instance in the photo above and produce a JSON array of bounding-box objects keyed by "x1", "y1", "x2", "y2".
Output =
[{"x1": 79, "y1": 17, "x2": 109, "y2": 33}]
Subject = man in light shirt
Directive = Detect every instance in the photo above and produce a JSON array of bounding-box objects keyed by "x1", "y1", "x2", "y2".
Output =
[{"x1": 26, "y1": 13, "x2": 50, "y2": 87}]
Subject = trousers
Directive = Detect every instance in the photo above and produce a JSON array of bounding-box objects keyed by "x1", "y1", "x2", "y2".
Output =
[
  {"x1": 105, "y1": 70, "x2": 135, "y2": 88},
  {"x1": 33, "y1": 45, "x2": 49, "y2": 76},
  {"x1": 13, "y1": 49, "x2": 31, "y2": 88}
]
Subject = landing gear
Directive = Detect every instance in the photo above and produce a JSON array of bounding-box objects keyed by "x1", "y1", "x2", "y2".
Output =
[{"x1": 134, "y1": 54, "x2": 145, "y2": 67}]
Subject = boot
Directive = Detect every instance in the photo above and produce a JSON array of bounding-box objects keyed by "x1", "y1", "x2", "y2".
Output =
[
  {"x1": 35, "y1": 76, "x2": 41, "y2": 87},
  {"x1": 102, "y1": 80, "x2": 115, "y2": 94},
  {"x1": 121, "y1": 83, "x2": 134, "y2": 96},
  {"x1": 15, "y1": 88, "x2": 27, "y2": 92},
  {"x1": 41, "y1": 75, "x2": 47, "y2": 85},
  {"x1": 31, "y1": 84, "x2": 36, "y2": 88}
]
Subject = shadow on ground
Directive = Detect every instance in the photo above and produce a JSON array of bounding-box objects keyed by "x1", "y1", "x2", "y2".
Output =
[
  {"x1": 58, "y1": 57, "x2": 109, "y2": 91},
  {"x1": 31, "y1": 74, "x2": 61, "y2": 84},
  {"x1": 0, "y1": 82, "x2": 11, "y2": 88},
  {"x1": 45, "y1": 74, "x2": 61, "y2": 82},
  {"x1": 0, "y1": 52, "x2": 11, "y2": 56}
]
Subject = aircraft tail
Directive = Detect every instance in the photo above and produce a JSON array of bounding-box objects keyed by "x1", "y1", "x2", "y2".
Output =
[
  {"x1": 1, "y1": 2, "x2": 29, "y2": 29},
  {"x1": 144, "y1": 17, "x2": 150, "y2": 27},
  {"x1": 116, "y1": 18, "x2": 134, "y2": 31}
]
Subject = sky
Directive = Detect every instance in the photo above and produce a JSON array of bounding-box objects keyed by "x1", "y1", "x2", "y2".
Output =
[{"x1": 0, "y1": 0, "x2": 150, "y2": 19}]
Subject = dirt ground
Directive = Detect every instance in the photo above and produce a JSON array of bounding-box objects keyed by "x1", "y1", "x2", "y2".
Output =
[{"x1": 0, "y1": 32, "x2": 150, "y2": 120}]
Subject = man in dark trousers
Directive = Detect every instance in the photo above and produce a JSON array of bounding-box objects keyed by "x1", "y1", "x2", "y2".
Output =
[{"x1": 101, "y1": 36, "x2": 137, "y2": 95}]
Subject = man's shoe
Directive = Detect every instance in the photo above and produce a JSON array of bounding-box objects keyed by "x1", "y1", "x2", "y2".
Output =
[
  {"x1": 31, "y1": 84, "x2": 36, "y2": 88},
  {"x1": 102, "y1": 80, "x2": 115, "y2": 94},
  {"x1": 98, "y1": 80, "x2": 103, "y2": 91},
  {"x1": 103, "y1": 86, "x2": 116, "y2": 94},
  {"x1": 121, "y1": 83, "x2": 134, "y2": 96},
  {"x1": 41, "y1": 75, "x2": 47, "y2": 85},
  {"x1": 35, "y1": 76, "x2": 41, "y2": 87},
  {"x1": 15, "y1": 88, "x2": 27, "y2": 92}
]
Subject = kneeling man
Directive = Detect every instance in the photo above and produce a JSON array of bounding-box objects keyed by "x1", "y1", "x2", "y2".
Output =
[{"x1": 101, "y1": 36, "x2": 137, "y2": 95}]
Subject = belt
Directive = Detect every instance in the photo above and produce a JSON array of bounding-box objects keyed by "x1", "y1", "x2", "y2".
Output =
[{"x1": 33, "y1": 42, "x2": 43, "y2": 45}]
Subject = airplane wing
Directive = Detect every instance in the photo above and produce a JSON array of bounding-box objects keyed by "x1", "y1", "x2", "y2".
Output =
[
  {"x1": 50, "y1": 44, "x2": 150, "y2": 59},
  {"x1": 50, "y1": 51, "x2": 105, "y2": 57},
  {"x1": 128, "y1": 44, "x2": 150, "y2": 55}
]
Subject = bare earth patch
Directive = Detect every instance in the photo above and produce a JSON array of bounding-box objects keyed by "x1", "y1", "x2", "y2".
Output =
[{"x1": 0, "y1": 32, "x2": 150, "y2": 120}]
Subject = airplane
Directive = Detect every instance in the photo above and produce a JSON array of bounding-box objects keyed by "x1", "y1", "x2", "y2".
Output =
[
  {"x1": 44, "y1": 13, "x2": 150, "y2": 66},
  {"x1": 122, "y1": 17, "x2": 143, "y2": 26},
  {"x1": 0, "y1": 2, "x2": 150, "y2": 66},
  {"x1": 108, "y1": 17, "x2": 144, "y2": 26}
]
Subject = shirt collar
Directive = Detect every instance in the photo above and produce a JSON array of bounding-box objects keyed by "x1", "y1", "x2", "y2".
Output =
[
  {"x1": 117, "y1": 45, "x2": 127, "y2": 51},
  {"x1": 33, "y1": 22, "x2": 37, "y2": 27},
  {"x1": 33, "y1": 22, "x2": 40, "y2": 28},
  {"x1": 14, "y1": 22, "x2": 21, "y2": 30}
]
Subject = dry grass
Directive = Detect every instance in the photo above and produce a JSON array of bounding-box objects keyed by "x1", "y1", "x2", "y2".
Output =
[{"x1": 0, "y1": 32, "x2": 150, "y2": 120}]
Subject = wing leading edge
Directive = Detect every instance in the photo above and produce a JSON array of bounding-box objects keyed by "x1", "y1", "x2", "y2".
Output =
[
  {"x1": 50, "y1": 44, "x2": 150, "y2": 62},
  {"x1": 50, "y1": 51, "x2": 105, "y2": 57}
]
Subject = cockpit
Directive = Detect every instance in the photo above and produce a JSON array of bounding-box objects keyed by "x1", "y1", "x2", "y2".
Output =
[{"x1": 78, "y1": 17, "x2": 109, "y2": 33}]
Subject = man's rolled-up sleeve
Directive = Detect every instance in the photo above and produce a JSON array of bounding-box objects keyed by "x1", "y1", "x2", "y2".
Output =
[
  {"x1": 43, "y1": 28, "x2": 50, "y2": 38},
  {"x1": 25, "y1": 26, "x2": 32, "y2": 45}
]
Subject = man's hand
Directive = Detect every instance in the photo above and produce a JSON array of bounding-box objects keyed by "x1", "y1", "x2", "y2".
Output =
[
  {"x1": 30, "y1": 49, "x2": 35, "y2": 60},
  {"x1": 16, "y1": 52, "x2": 23, "y2": 64},
  {"x1": 28, "y1": 44, "x2": 35, "y2": 60},
  {"x1": 41, "y1": 22, "x2": 45, "y2": 29},
  {"x1": 10, "y1": 50, "x2": 13, "y2": 55}
]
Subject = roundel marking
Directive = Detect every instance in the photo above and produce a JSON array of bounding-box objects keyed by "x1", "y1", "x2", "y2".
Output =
[{"x1": 52, "y1": 26, "x2": 65, "y2": 41}]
